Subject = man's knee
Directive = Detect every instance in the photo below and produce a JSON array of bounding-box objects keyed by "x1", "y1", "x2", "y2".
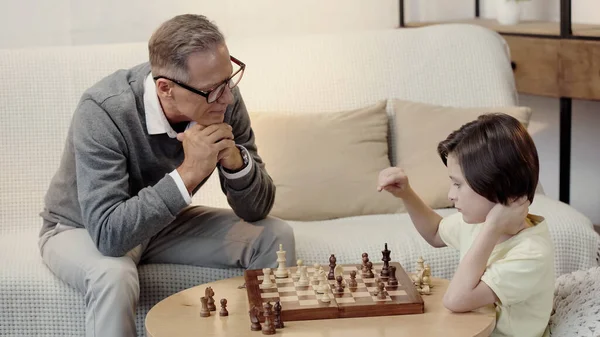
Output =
[
  {"x1": 254, "y1": 216, "x2": 296, "y2": 263},
  {"x1": 86, "y1": 259, "x2": 140, "y2": 305}
]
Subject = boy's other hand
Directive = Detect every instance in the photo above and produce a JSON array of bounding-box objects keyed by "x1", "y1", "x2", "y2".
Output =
[
  {"x1": 485, "y1": 196, "x2": 530, "y2": 235},
  {"x1": 377, "y1": 167, "x2": 411, "y2": 198}
]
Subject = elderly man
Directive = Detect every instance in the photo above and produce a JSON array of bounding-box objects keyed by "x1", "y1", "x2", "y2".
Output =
[{"x1": 38, "y1": 14, "x2": 295, "y2": 337}]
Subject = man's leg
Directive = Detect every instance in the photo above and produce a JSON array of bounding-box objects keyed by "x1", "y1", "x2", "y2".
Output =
[
  {"x1": 40, "y1": 225, "x2": 142, "y2": 337},
  {"x1": 141, "y1": 206, "x2": 295, "y2": 269}
]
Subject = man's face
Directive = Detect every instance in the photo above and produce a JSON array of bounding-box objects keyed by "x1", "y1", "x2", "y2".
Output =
[
  {"x1": 162, "y1": 43, "x2": 235, "y2": 126},
  {"x1": 446, "y1": 154, "x2": 495, "y2": 224}
]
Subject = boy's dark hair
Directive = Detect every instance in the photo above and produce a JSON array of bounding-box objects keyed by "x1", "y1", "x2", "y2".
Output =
[{"x1": 437, "y1": 113, "x2": 539, "y2": 205}]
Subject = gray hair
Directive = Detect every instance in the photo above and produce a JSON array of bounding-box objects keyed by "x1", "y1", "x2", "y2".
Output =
[{"x1": 148, "y1": 14, "x2": 225, "y2": 83}]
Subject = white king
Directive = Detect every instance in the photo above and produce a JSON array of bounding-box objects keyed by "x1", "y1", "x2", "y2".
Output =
[{"x1": 274, "y1": 244, "x2": 288, "y2": 278}]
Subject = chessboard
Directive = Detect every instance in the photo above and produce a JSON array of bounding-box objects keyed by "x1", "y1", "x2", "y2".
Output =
[{"x1": 243, "y1": 262, "x2": 424, "y2": 322}]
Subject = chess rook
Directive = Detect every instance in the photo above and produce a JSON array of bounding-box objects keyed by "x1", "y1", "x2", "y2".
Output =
[
  {"x1": 388, "y1": 265, "x2": 399, "y2": 287},
  {"x1": 199, "y1": 296, "x2": 210, "y2": 317}
]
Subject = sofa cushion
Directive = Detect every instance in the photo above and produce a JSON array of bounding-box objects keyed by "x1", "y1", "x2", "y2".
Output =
[
  {"x1": 390, "y1": 99, "x2": 532, "y2": 210},
  {"x1": 249, "y1": 101, "x2": 401, "y2": 221}
]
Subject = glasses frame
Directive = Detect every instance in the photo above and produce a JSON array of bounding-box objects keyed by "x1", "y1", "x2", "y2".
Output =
[{"x1": 153, "y1": 55, "x2": 245, "y2": 103}]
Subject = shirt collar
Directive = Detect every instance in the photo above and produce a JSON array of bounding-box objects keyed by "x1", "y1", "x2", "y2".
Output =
[{"x1": 143, "y1": 73, "x2": 181, "y2": 138}]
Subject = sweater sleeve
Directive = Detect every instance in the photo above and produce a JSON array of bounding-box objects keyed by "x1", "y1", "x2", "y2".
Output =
[
  {"x1": 73, "y1": 99, "x2": 188, "y2": 257},
  {"x1": 215, "y1": 88, "x2": 276, "y2": 222}
]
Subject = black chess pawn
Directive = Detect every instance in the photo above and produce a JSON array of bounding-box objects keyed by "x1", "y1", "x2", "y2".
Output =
[
  {"x1": 335, "y1": 275, "x2": 345, "y2": 293},
  {"x1": 199, "y1": 296, "x2": 210, "y2": 317},
  {"x1": 274, "y1": 301, "x2": 284, "y2": 329},
  {"x1": 219, "y1": 298, "x2": 228, "y2": 316},
  {"x1": 262, "y1": 302, "x2": 276, "y2": 335},
  {"x1": 348, "y1": 270, "x2": 358, "y2": 290},
  {"x1": 365, "y1": 261, "x2": 374, "y2": 278},
  {"x1": 380, "y1": 243, "x2": 391, "y2": 278},
  {"x1": 377, "y1": 282, "x2": 387, "y2": 300},
  {"x1": 249, "y1": 305, "x2": 262, "y2": 331},
  {"x1": 361, "y1": 253, "x2": 369, "y2": 273},
  {"x1": 328, "y1": 254, "x2": 337, "y2": 280},
  {"x1": 388, "y1": 265, "x2": 399, "y2": 287}
]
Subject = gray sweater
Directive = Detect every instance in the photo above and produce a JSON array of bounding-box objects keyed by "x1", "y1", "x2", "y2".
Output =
[{"x1": 40, "y1": 63, "x2": 275, "y2": 257}]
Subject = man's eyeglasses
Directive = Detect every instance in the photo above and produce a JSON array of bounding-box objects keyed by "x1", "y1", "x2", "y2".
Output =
[{"x1": 154, "y1": 56, "x2": 245, "y2": 104}]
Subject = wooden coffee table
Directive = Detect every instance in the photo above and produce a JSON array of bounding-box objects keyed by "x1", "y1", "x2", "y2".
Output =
[{"x1": 145, "y1": 275, "x2": 496, "y2": 337}]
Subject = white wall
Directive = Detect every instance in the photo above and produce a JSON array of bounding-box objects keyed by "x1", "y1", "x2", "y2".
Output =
[{"x1": 0, "y1": 0, "x2": 598, "y2": 224}]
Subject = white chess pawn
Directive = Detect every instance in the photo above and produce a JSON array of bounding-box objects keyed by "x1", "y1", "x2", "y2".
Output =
[
  {"x1": 293, "y1": 259, "x2": 303, "y2": 281},
  {"x1": 261, "y1": 268, "x2": 275, "y2": 289},
  {"x1": 311, "y1": 263, "x2": 321, "y2": 283},
  {"x1": 297, "y1": 266, "x2": 309, "y2": 286},
  {"x1": 320, "y1": 285, "x2": 331, "y2": 303},
  {"x1": 275, "y1": 244, "x2": 288, "y2": 278}
]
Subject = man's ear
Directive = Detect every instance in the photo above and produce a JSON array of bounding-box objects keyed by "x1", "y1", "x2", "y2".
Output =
[{"x1": 155, "y1": 78, "x2": 172, "y2": 98}]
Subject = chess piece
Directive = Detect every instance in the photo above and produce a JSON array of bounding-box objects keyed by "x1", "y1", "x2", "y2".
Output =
[
  {"x1": 335, "y1": 275, "x2": 345, "y2": 293},
  {"x1": 317, "y1": 270, "x2": 329, "y2": 294},
  {"x1": 274, "y1": 301, "x2": 284, "y2": 329},
  {"x1": 328, "y1": 254, "x2": 336, "y2": 280},
  {"x1": 388, "y1": 265, "x2": 398, "y2": 287},
  {"x1": 275, "y1": 244, "x2": 288, "y2": 278},
  {"x1": 423, "y1": 264, "x2": 432, "y2": 287},
  {"x1": 377, "y1": 282, "x2": 387, "y2": 300},
  {"x1": 416, "y1": 256, "x2": 425, "y2": 274},
  {"x1": 380, "y1": 243, "x2": 391, "y2": 278},
  {"x1": 311, "y1": 263, "x2": 321, "y2": 283},
  {"x1": 206, "y1": 286, "x2": 216, "y2": 311},
  {"x1": 348, "y1": 270, "x2": 358, "y2": 290},
  {"x1": 249, "y1": 305, "x2": 262, "y2": 331},
  {"x1": 293, "y1": 259, "x2": 303, "y2": 281},
  {"x1": 320, "y1": 286, "x2": 331, "y2": 303},
  {"x1": 361, "y1": 253, "x2": 370, "y2": 273},
  {"x1": 365, "y1": 261, "x2": 374, "y2": 278},
  {"x1": 297, "y1": 265, "x2": 309, "y2": 286},
  {"x1": 219, "y1": 298, "x2": 229, "y2": 316},
  {"x1": 261, "y1": 268, "x2": 275, "y2": 289},
  {"x1": 334, "y1": 264, "x2": 345, "y2": 285},
  {"x1": 262, "y1": 302, "x2": 276, "y2": 335},
  {"x1": 199, "y1": 296, "x2": 210, "y2": 317}
]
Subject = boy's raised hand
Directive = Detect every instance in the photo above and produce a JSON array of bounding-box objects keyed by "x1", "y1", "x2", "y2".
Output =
[
  {"x1": 377, "y1": 167, "x2": 410, "y2": 198},
  {"x1": 485, "y1": 196, "x2": 530, "y2": 235}
]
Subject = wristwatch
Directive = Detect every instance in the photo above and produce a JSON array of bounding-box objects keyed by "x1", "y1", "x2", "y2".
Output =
[{"x1": 223, "y1": 145, "x2": 250, "y2": 174}]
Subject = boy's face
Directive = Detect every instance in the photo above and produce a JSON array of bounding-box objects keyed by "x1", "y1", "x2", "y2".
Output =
[{"x1": 446, "y1": 154, "x2": 495, "y2": 224}]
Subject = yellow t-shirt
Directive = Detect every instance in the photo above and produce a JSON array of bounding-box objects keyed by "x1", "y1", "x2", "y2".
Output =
[{"x1": 438, "y1": 212, "x2": 555, "y2": 337}]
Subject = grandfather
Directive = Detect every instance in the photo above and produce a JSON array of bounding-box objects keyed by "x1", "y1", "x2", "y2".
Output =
[{"x1": 38, "y1": 14, "x2": 295, "y2": 337}]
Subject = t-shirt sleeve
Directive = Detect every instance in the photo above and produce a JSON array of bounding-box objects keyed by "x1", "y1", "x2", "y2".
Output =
[
  {"x1": 437, "y1": 213, "x2": 464, "y2": 249},
  {"x1": 481, "y1": 245, "x2": 549, "y2": 306}
]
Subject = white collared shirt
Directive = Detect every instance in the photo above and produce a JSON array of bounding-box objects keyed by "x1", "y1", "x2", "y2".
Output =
[{"x1": 143, "y1": 74, "x2": 253, "y2": 205}]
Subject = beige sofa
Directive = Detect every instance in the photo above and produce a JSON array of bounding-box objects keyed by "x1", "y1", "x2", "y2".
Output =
[{"x1": 1, "y1": 24, "x2": 598, "y2": 336}]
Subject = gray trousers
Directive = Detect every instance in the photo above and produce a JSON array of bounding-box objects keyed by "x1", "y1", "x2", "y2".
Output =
[{"x1": 39, "y1": 206, "x2": 296, "y2": 337}]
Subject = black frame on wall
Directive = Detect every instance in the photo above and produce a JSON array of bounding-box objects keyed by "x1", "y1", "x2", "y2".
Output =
[{"x1": 399, "y1": 0, "x2": 600, "y2": 205}]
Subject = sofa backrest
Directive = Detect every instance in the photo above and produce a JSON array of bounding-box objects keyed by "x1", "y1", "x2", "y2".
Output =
[{"x1": 0, "y1": 24, "x2": 517, "y2": 232}]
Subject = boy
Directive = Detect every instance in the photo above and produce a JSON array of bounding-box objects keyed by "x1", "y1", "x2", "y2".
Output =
[{"x1": 378, "y1": 113, "x2": 554, "y2": 337}]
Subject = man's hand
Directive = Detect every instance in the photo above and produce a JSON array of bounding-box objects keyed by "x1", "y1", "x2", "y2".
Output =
[
  {"x1": 485, "y1": 196, "x2": 530, "y2": 236},
  {"x1": 176, "y1": 123, "x2": 236, "y2": 193},
  {"x1": 377, "y1": 167, "x2": 411, "y2": 198},
  {"x1": 218, "y1": 141, "x2": 244, "y2": 172}
]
